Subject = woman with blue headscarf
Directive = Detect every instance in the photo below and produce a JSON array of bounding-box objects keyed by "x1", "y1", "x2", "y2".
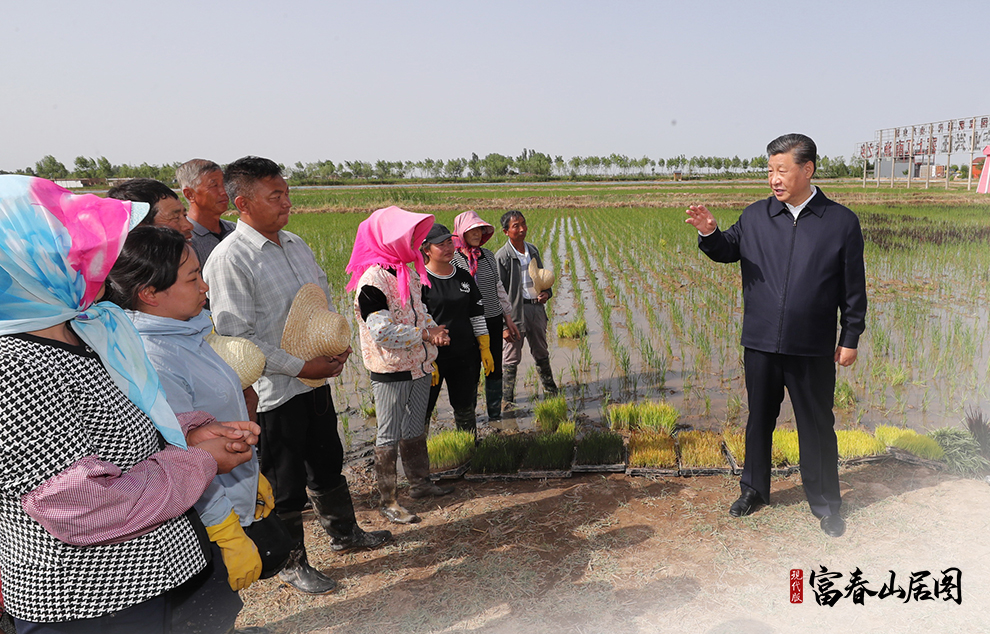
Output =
[{"x1": 0, "y1": 176, "x2": 256, "y2": 633}]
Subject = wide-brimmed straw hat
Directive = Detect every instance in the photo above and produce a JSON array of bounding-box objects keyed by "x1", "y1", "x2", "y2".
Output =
[
  {"x1": 528, "y1": 259, "x2": 555, "y2": 294},
  {"x1": 205, "y1": 332, "x2": 266, "y2": 390},
  {"x1": 281, "y1": 284, "x2": 352, "y2": 388}
]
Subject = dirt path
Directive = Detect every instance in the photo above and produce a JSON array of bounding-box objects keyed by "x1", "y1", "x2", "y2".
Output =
[{"x1": 236, "y1": 461, "x2": 990, "y2": 633}]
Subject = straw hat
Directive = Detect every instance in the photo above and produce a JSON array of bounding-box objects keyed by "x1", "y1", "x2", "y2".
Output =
[
  {"x1": 281, "y1": 283, "x2": 352, "y2": 388},
  {"x1": 205, "y1": 332, "x2": 266, "y2": 390},
  {"x1": 528, "y1": 259, "x2": 555, "y2": 294}
]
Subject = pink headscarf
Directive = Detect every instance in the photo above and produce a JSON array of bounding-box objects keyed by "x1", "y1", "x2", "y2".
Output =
[
  {"x1": 345, "y1": 206, "x2": 435, "y2": 306},
  {"x1": 452, "y1": 210, "x2": 496, "y2": 277}
]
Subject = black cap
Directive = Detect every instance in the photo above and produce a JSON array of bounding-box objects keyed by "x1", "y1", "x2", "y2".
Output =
[{"x1": 424, "y1": 223, "x2": 453, "y2": 244}]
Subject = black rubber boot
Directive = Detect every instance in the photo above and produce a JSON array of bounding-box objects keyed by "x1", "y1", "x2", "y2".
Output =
[
  {"x1": 535, "y1": 357, "x2": 559, "y2": 396},
  {"x1": 485, "y1": 377, "x2": 503, "y2": 421},
  {"x1": 276, "y1": 512, "x2": 337, "y2": 594},
  {"x1": 374, "y1": 446, "x2": 419, "y2": 524},
  {"x1": 453, "y1": 406, "x2": 477, "y2": 434},
  {"x1": 308, "y1": 483, "x2": 392, "y2": 553},
  {"x1": 502, "y1": 364, "x2": 518, "y2": 407},
  {"x1": 399, "y1": 434, "x2": 455, "y2": 499}
]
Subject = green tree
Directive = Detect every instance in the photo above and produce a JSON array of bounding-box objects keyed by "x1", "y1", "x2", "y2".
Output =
[
  {"x1": 468, "y1": 153, "x2": 482, "y2": 178},
  {"x1": 35, "y1": 155, "x2": 68, "y2": 180},
  {"x1": 481, "y1": 153, "x2": 511, "y2": 178},
  {"x1": 443, "y1": 158, "x2": 467, "y2": 179}
]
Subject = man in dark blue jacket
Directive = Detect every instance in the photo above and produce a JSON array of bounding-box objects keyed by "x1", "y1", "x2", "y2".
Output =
[{"x1": 685, "y1": 133, "x2": 867, "y2": 537}]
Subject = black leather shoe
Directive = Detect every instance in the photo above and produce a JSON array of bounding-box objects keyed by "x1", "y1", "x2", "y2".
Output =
[
  {"x1": 820, "y1": 514, "x2": 846, "y2": 537},
  {"x1": 728, "y1": 490, "x2": 765, "y2": 517}
]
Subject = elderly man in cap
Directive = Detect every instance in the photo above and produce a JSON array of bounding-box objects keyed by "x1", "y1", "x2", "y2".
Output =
[
  {"x1": 685, "y1": 133, "x2": 867, "y2": 538},
  {"x1": 204, "y1": 156, "x2": 391, "y2": 595},
  {"x1": 176, "y1": 159, "x2": 235, "y2": 266}
]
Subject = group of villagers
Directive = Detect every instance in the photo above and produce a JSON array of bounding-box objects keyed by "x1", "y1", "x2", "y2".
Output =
[{"x1": 0, "y1": 174, "x2": 556, "y2": 633}]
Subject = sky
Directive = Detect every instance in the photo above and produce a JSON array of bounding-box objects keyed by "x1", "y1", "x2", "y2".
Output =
[{"x1": 2, "y1": 0, "x2": 988, "y2": 172}]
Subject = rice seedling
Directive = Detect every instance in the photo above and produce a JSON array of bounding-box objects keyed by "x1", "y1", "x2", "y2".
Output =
[
  {"x1": 889, "y1": 434, "x2": 945, "y2": 461},
  {"x1": 556, "y1": 420, "x2": 576, "y2": 438},
  {"x1": 556, "y1": 319, "x2": 588, "y2": 339},
  {"x1": 677, "y1": 430, "x2": 728, "y2": 468},
  {"x1": 534, "y1": 394, "x2": 568, "y2": 433},
  {"x1": 873, "y1": 425, "x2": 916, "y2": 446},
  {"x1": 427, "y1": 430, "x2": 475, "y2": 471},
  {"x1": 772, "y1": 429, "x2": 800, "y2": 465},
  {"x1": 574, "y1": 429, "x2": 625, "y2": 465},
  {"x1": 521, "y1": 431, "x2": 576, "y2": 471},
  {"x1": 833, "y1": 379, "x2": 857, "y2": 410},
  {"x1": 607, "y1": 400, "x2": 679, "y2": 434},
  {"x1": 723, "y1": 429, "x2": 746, "y2": 466},
  {"x1": 965, "y1": 407, "x2": 990, "y2": 461},
  {"x1": 835, "y1": 429, "x2": 887, "y2": 459},
  {"x1": 471, "y1": 433, "x2": 530, "y2": 474},
  {"x1": 928, "y1": 427, "x2": 990, "y2": 474},
  {"x1": 627, "y1": 430, "x2": 677, "y2": 468}
]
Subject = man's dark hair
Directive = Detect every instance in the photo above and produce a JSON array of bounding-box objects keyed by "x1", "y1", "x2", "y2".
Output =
[
  {"x1": 500, "y1": 210, "x2": 526, "y2": 232},
  {"x1": 767, "y1": 133, "x2": 817, "y2": 174},
  {"x1": 106, "y1": 225, "x2": 189, "y2": 309},
  {"x1": 106, "y1": 178, "x2": 179, "y2": 225},
  {"x1": 224, "y1": 156, "x2": 283, "y2": 203}
]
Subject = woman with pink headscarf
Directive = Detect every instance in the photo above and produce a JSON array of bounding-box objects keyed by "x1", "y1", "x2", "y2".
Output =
[
  {"x1": 451, "y1": 211, "x2": 520, "y2": 422},
  {"x1": 346, "y1": 206, "x2": 454, "y2": 525}
]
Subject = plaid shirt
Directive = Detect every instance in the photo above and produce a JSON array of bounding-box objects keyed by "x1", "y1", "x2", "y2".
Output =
[{"x1": 203, "y1": 221, "x2": 334, "y2": 412}]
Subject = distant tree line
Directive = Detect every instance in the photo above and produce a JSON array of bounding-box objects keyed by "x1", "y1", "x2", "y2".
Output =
[{"x1": 4, "y1": 149, "x2": 864, "y2": 184}]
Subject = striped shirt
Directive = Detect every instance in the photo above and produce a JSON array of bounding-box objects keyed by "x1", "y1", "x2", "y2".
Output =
[{"x1": 452, "y1": 248, "x2": 510, "y2": 319}]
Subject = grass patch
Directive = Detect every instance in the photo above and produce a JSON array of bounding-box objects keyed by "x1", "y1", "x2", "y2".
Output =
[
  {"x1": 929, "y1": 427, "x2": 990, "y2": 474},
  {"x1": 534, "y1": 394, "x2": 568, "y2": 433},
  {"x1": 834, "y1": 378, "x2": 857, "y2": 410},
  {"x1": 890, "y1": 433, "x2": 945, "y2": 461},
  {"x1": 628, "y1": 430, "x2": 677, "y2": 468},
  {"x1": 835, "y1": 429, "x2": 887, "y2": 459},
  {"x1": 772, "y1": 429, "x2": 800, "y2": 465},
  {"x1": 608, "y1": 400, "x2": 679, "y2": 434},
  {"x1": 677, "y1": 430, "x2": 728, "y2": 468},
  {"x1": 521, "y1": 430, "x2": 576, "y2": 470},
  {"x1": 874, "y1": 424, "x2": 915, "y2": 446},
  {"x1": 472, "y1": 433, "x2": 529, "y2": 474},
  {"x1": 723, "y1": 429, "x2": 746, "y2": 466},
  {"x1": 575, "y1": 430, "x2": 625, "y2": 465},
  {"x1": 427, "y1": 430, "x2": 475, "y2": 471},
  {"x1": 556, "y1": 318, "x2": 588, "y2": 339}
]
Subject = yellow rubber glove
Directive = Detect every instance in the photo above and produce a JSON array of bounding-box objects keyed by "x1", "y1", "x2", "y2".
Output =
[
  {"x1": 255, "y1": 473, "x2": 274, "y2": 520},
  {"x1": 431, "y1": 362, "x2": 440, "y2": 386},
  {"x1": 477, "y1": 334, "x2": 494, "y2": 376},
  {"x1": 206, "y1": 511, "x2": 262, "y2": 591}
]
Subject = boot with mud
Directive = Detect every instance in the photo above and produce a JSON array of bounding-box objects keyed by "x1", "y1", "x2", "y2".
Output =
[
  {"x1": 535, "y1": 357, "x2": 559, "y2": 397},
  {"x1": 399, "y1": 434, "x2": 455, "y2": 499},
  {"x1": 485, "y1": 377, "x2": 503, "y2": 422},
  {"x1": 277, "y1": 511, "x2": 337, "y2": 594},
  {"x1": 374, "y1": 445, "x2": 419, "y2": 524},
  {"x1": 453, "y1": 406, "x2": 477, "y2": 435},
  {"x1": 308, "y1": 482, "x2": 393, "y2": 553},
  {"x1": 502, "y1": 363, "x2": 519, "y2": 412}
]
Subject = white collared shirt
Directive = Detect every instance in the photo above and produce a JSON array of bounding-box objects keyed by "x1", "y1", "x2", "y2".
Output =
[{"x1": 785, "y1": 185, "x2": 817, "y2": 220}]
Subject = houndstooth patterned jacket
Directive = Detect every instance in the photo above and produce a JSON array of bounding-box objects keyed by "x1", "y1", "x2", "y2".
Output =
[{"x1": 0, "y1": 334, "x2": 207, "y2": 622}]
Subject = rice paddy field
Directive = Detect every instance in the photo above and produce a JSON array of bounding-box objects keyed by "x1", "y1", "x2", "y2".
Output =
[
  {"x1": 234, "y1": 180, "x2": 990, "y2": 634},
  {"x1": 280, "y1": 180, "x2": 990, "y2": 444}
]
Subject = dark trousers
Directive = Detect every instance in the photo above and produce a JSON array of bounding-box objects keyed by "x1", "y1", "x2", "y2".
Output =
[
  {"x1": 427, "y1": 350, "x2": 481, "y2": 420},
  {"x1": 485, "y1": 315, "x2": 504, "y2": 382},
  {"x1": 741, "y1": 348, "x2": 841, "y2": 518},
  {"x1": 257, "y1": 386, "x2": 346, "y2": 514},
  {"x1": 13, "y1": 597, "x2": 168, "y2": 634}
]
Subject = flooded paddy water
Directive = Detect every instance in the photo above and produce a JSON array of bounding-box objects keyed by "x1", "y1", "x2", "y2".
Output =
[{"x1": 282, "y1": 183, "x2": 990, "y2": 450}]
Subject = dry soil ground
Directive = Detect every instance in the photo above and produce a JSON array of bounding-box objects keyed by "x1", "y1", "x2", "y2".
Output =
[{"x1": 236, "y1": 458, "x2": 990, "y2": 634}]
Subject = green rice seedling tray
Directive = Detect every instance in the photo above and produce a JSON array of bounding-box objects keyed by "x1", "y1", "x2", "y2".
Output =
[
  {"x1": 516, "y1": 469, "x2": 573, "y2": 480},
  {"x1": 625, "y1": 467, "x2": 679, "y2": 477},
  {"x1": 722, "y1": 441, "x2": 796, "y2": 476},
  {"x1": 429, "y1": 462, "x2": 470, "y2": 481},
  {"x1": 889, "y1": 447, "x2": 945, "y2": 470},
  {"x1": 572, "y1": 446, "x2": 627, "y2": 473}
]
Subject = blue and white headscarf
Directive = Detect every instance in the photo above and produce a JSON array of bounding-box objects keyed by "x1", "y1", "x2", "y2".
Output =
[{"x1": 0, "y1": 175, "x2": 187, "y2": 448}]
